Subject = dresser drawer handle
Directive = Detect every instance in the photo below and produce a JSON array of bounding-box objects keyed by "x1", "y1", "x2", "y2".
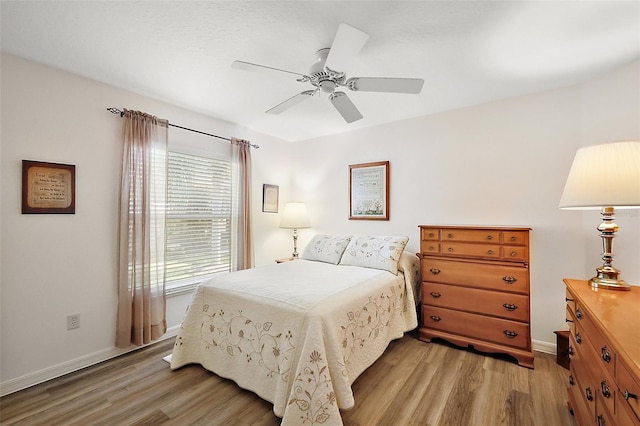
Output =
[
  {"x1": 502, "y1": 303, "x2": 517, "y2": 311},
  {"x1": 428, "y1": 232, "x2": 435, "y2": 237},
  {"x1": 510, "y1": 236, "x2": 517, "y2": 241},
  {"x1": 447, "y1": 233, "x2": 453, "y2": 239},
  {"x1": 503, "y1": 330, "x2": 518, "y2": 339},
  {"x1": 487, "y1": 249, "x2": 494, "y2": 255},
  {"x1": 575, "y1": 308, "x2": 582, "y2": 319},
  {"x1": 430, "y1": 315, "x2": 441, "y2": 322},
  {"x1": 567, "y1": 346, "x2": 574, "y2": 356},
  {"x1": 510, "y1": 251, "x2": 517, "y2": 257},
  {"x1": 624, "y1": 390, "x2": 638, "y2": 400},
  {"x1": 568, "y1": 375, "x2": 575, "y2": 386},
  {"x1": 597, "y1": 414, "x2": 605, "y2": 426},
  {"x1": 601, "y1": 346, "x2": 611, "y2": 363},
  {"x1": 565, "y1": 297, "x2": 574, "y2": 302},
  {"x1": 565, "y1": 318, "x2": 574, "y2": 324},
  {"x1": 428, "y1": 246, "x2": 435, "y2": 251},
  {"x1": 448, "y1": 247, "x2": 454, "y2": 252},
  {"x1": 585, "y1": 387, "x2": 593, "y2": 401},
  {"x1": 502, "y1": 276, "x2": 517, "y2": 284},
  {"x1": 575, "y1": 332, "x2": 582, "y2": 344},
  {"x1": 486, "y1": 235, "x2": 493, "y2": 240},
  {"x1": 601, "y1": 381, "x2": 611, "y2": 398},
  {"x1": 429, "y1": 292, "x2": 441, "y2": 299},
  {"x1": 429, "y1": 268, "x2": 441, "y2": 275}
]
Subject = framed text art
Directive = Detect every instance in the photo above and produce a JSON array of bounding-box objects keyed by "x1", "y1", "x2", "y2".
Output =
[
  {"x1": 349, "y1": 161, "x2": 389, "y2": 220},
  {"x1": 22, "y1": 160, "x2": 76, "y2": 214},
  {"x1": 262, "y1": 184, "x2": 279, "y2": 213}
]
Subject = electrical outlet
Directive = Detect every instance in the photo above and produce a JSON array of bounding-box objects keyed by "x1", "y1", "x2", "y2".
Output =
[{"x1": 67, "y1": 314, "x2": 80, "y2": 330}]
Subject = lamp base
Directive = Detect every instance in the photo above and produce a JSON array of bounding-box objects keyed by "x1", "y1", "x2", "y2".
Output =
[{"x1": 590, "y1": 266, "x2": 631, "y2": 291}]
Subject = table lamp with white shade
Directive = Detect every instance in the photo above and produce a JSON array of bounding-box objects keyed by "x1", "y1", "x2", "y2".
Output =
[
  {"x1": 559, "y1": 140, "x2": 640, "y2": 290},
  {"x1": 280, "y1": 202, "x2": 310, "y2": 258}
]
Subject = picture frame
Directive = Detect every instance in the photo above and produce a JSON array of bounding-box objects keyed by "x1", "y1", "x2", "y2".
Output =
[
  {"x1": 22, "y1": 160, "x2": 76, "y2": 214},
  {"x1": 262, "y1": 184, "x2": 279, "y2": 213},
  {"x1": 349, "y1": 161, "x2": 389, "y2": 220}
]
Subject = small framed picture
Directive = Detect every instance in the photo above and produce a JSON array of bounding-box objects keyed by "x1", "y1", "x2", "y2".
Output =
[
  {"x1": 349, "y1": 161, "x2": 389, "y2": 220},
  {"x1": 22, "y1": 160, "x2": 76, "y2": 214},
  {"x1": 262, "y1": 184, "x2": 279, "y2": 213}
]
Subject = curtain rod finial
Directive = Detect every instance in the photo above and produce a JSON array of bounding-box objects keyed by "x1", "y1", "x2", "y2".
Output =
[{"x1": 107, "y1": 107, "x2": 123, "y2": 116}]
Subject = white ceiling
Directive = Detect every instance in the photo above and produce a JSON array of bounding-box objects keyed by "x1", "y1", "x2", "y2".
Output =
[{"x1": 2, "y1": 1, "x2": 639, "y2": 142}]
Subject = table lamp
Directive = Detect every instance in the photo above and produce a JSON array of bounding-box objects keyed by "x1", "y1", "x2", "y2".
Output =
[
  {"x1": 280, "y1": 202, "x2": 310, "y2": 258},
  {"x1": 559, "y1": 140, "x2": 640, "y2": 290}
]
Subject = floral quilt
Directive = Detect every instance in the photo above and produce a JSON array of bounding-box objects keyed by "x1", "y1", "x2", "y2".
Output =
[{"x1": 170, "y1": 255, "x2": 419, "y2": 425}]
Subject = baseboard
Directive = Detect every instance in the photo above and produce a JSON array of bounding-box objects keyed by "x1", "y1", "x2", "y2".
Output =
[
  {"x1": 0, "y1": 325, "x2": 180, "y2": 397},
  {"x1": 532, "y1": 339, "x2": 556, "y2": 355}
]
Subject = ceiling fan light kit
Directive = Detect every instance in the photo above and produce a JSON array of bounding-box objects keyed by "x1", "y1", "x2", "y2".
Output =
[{"x1": 232, "y1": 23, "x2": 424, "y2": 123}]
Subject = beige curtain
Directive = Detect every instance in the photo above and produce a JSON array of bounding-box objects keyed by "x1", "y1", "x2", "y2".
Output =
[
  {"x1": 230, "y1": 138, "x2": 254, "y2": 270},
  {"x1": 116, "y1": 109, "x2": 168, "y2": 348}
]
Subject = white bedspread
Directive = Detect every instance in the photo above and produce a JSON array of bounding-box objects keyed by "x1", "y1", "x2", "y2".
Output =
[{"x1": 170, "y1": 257, "x2": 419, "y2": 425}]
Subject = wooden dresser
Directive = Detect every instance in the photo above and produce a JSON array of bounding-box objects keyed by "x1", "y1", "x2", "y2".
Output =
[
  {"x1": 418, "y1": 225, "x2": 534, "y2": 368},
  {"x1": 565, "y1": 278, "x2": 640, "y2": 425}
]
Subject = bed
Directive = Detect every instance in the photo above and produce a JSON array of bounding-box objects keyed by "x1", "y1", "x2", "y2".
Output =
[{"x1": 170, "y1": 234, "x2": 420, "y2": 426}]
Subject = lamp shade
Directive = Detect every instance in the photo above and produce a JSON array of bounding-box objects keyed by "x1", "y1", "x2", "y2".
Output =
[
  {"x1": 280, "y1": 202, "x2": 311, "y2": 229},
  {"x1": 559, "y1": 141, "x2": 640, "y2": 210}
]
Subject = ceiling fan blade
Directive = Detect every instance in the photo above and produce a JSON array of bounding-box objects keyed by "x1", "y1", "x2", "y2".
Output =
[
  {"x1": 347, "y1": 77, "x2": 424, "y2": 94},
  {"x1": 232, "y1": 60, "x2": 306, "y2": 79},
  {"x1": 329, "y1": 92, "x2": 363, "y2": 123},
  {"x1": 324, "y1": 24, "x2": 369, "y2": 72},
  {"x1": 266, "y1": 90, "x2": 316, "y2": 114}
]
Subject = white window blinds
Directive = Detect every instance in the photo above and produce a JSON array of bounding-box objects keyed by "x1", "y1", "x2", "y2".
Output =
[{"x1": 166, "y1": 151, "x2": 232, "y2": 289}]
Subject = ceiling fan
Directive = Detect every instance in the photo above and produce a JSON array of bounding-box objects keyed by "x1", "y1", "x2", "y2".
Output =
[{"x1": 231, "y1": 23, "x2": 424, "y2": 123}]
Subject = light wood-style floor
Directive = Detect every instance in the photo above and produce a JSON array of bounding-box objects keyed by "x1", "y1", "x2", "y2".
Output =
[{"x1": 1, "y1": 333, "x2": 577, "y2": 426}]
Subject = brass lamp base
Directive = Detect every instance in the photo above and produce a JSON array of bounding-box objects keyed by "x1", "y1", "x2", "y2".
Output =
[
  {"x1": 590, "y1": 266, "x2": 631, "y2": 291},
  {"x1": 587, "y1": 206, "x2": 631, "y2": 291}
]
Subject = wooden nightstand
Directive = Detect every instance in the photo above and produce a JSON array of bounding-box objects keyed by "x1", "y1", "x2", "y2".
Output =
[{"x1": 275, "y1": 257, "x2": 294, "y2": 263}]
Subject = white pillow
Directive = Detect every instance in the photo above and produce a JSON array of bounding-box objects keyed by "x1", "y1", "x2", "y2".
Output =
[
  {"x1": 339, "y1": 235, "x2": 409, "y2": 275},
  {"x1": 301, "y1": 234, "x2": 352, "y2": 265}
]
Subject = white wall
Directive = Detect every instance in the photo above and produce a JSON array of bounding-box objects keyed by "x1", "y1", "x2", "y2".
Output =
[
  {"x1": 289, "y1": 59, "x2": 640, "y2": 351},
  {"x1": 1, "y1": 53, "x2": 638, "y2": 394},
  {"x1": 0, "y1": 53, "x2": 292, "y2": 394}
]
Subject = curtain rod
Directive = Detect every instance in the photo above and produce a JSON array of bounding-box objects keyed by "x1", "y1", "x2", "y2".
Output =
[{"x1": 107, "y1": 108, "x2": 259, "y2": 149}]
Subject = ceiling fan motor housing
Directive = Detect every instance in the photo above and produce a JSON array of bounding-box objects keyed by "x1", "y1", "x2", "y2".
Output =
[{"x1": 308, "y1": 48, "x2": 345, "y2": 94}]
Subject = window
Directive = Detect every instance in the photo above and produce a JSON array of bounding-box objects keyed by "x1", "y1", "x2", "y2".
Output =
[{"x1": 165, "y1": 151, "x2": 232, "y2": 294}]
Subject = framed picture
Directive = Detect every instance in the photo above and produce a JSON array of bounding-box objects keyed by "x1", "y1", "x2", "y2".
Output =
[
  {"x1": 22, "y1": 160, "x2": 76, "y2": 214},
  {"x1": 349, "y1": 161, "x2": 389, "y2": 220},
  {"x1": 262, "y1": 184, "x2": 279, "y2": 213}
]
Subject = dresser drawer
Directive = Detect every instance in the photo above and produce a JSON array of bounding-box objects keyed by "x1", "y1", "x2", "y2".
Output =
[
  {"x1": 421, "y1": 258, "x2": 529, "y2": 294},
  {"x1": 568, "y1": 377, "x2": 593, "y2": 426},
  {"x1": 421, "y1": 227, "x2": 440, "y2": 241},
  {"x1": 442, "y1": 242, "x2": 501, "y2": 259},
  {"x1": 618, "y1": 357, "x2": 640, "y2": 422},
  {"x1": 618, "y1": 393, "x2": 640, "y2": 426},
  {"x1": 569, "y1": 333, "x2": 597, "y2": 421},
  {"x1": 501, "y1": 246, "x2": 528, "y2": 262},
  {"x1": 422, "y1": 282, "x2": 529, "y2": 322},
  {"x1": 575, "y1": 301, "x2": 616, "y2": 380},
  {"x1": 566, "y1": 306, "x2": 577, "y2": 339},
  {"x1": 502, "y1": 231, "x2": 528, "y2": 245},
  {"x1": 420, "y1": 242, "x2": 440, "y2": 254},
  {"x1": 442, "y1": 229, "x2": 500, "y2": 243},
  {"x1": 422, "y1": 305, "x2": 530, "y2": 350},
  {"x1": 565, "y1": 288, "x2": 576, "y2": 314},
  {"x1": 597, "y1": 403, "x2": 615, "y2": 426}
]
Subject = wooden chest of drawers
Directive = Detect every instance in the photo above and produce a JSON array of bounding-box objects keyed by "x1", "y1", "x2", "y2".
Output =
[
  {"x1": 565, "y1": 278, "x2": 640, "y2": 425},
  {"x1": 418, "y1": 225, "x2": 534, "y2": 368}
]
